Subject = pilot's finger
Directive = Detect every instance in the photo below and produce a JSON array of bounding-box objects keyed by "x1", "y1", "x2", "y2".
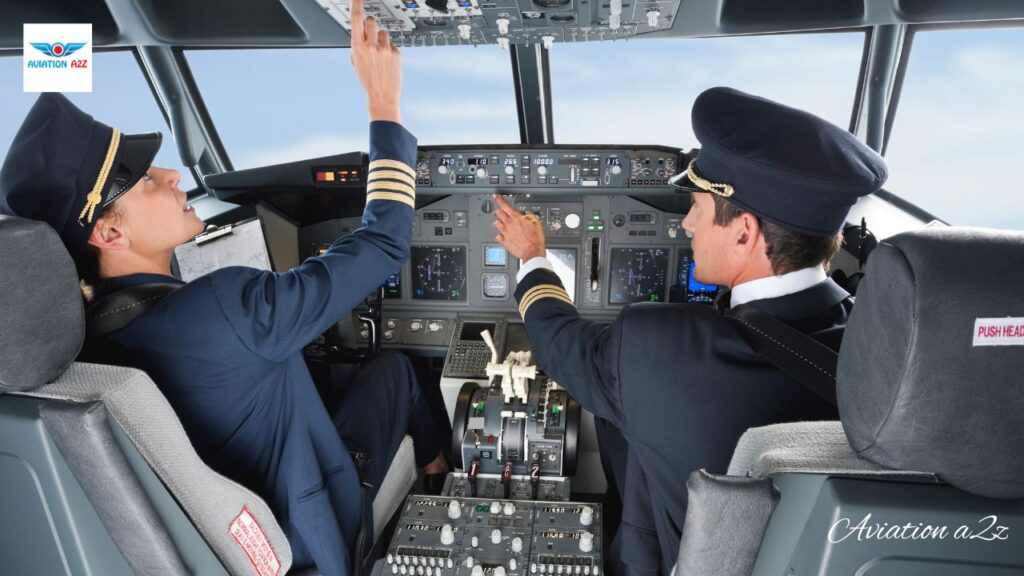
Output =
[
  {"x1": 494, "y1": 208, "x2": 512, "y2": 224},
  {"x1": 378, "y1": 29, "x2": 389, "y2": 47},
  {"x1": 365, "y1": 16, "x2": 379, "y2": 45},
  {"x1": 494, "y1": 195, "x2": 520, "y2": 218},
  {"x1": 497, "y1": 233, "x2": 505, "y2": 243},
  {"x1": 351, "y1": 0, "x2": 364, "y2": 42}
]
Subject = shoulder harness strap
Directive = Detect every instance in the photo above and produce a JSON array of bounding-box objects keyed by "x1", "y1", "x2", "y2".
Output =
[
  {"x1": 724, "y1": 303, "x2": 843, "y2": 406},
  {"x1": 86, "y1": 283, "x2": 182, "y2": 337}
]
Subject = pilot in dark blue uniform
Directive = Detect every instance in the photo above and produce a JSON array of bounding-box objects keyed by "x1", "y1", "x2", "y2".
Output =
[
  {"x1": 0, "y1": 3, "x2": 443, "y2": 575},
  {"x1": 493, "y1": 87, "x2": 888, "y2": 576}
]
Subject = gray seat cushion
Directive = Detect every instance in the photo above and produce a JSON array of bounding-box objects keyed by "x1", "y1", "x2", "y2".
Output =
[
  {"x1": 727, "y1": 421, "x2": 932, "y2": 479},
  {"x1": 373, "y1": 435, "x2": 416, "y2": 541},
  {"x1": 19, "y1": 362, "x2": 294, "y2": 576}
]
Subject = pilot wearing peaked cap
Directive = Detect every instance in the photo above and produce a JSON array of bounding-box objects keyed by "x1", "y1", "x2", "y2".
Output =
[
  {"x1": 1, "y1": 10, "x2": 448, "y2": 574},
  {"x1": 493, "y1": 86, "x2": 887, "y2": 576},
  {"x1": 0, "y1": 93, "x2": 162, "y2": 275}
]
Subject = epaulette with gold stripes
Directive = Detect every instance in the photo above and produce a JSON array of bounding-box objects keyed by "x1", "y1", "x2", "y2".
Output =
[
  {"x1": 366, "y1": 159, "x2": 416, "y2": 208},
  {"x1": 518, "y1": 283, "x2": 574, "y2": 318}
]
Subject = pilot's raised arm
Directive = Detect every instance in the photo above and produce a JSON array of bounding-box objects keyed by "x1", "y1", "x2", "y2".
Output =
[{"x1": 0, "y1": 1, "x2": 447, "y2": 574}]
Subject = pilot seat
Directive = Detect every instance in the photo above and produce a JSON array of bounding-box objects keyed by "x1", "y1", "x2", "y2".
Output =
[
  {"x1": 0, "y1": 215, "x2": 417, "y2": 576},
  {"x1": 675, "y1": 226, "x2": 1024, "y2": 575}
]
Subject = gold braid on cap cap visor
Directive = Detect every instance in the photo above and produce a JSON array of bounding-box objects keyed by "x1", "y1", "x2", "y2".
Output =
[
  {"x1": 78, "y1": 127, "x2": 122, "y2": 225},
  {"x1": 686, "y1": 158, "x2": 734, "y2": 198}
]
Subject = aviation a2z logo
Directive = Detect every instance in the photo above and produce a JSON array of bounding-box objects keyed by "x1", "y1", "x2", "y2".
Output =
[{"x1": 23, "y1": 24, "x2": 93, "y2": 92}]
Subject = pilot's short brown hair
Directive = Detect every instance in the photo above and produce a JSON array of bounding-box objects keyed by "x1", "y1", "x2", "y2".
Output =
[{"x1": 712, "y1": 194, "x2": 842, "y2": 275}]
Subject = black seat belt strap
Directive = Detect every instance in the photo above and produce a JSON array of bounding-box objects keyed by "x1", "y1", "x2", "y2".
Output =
[
  {"x1": 86, "y1": 283, "x2": 181, "y2": 337},
  {"x1": 350, "y1": 450, "x2": 375, "y2": 576},
  {"x1": 725, "y1": 304, "x2": 839, "y2": 406}
]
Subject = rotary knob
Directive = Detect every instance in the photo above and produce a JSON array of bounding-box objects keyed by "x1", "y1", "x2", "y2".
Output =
[
  {"x1": 494, "y1": 568, "x2": 507, "y2": 576},
  {"x1": 409, "y1": 320, "x2": 423, "y2": 332},
  {"x1": 428, "y1": 320, "x2": 443, "y2": 332},
  {"x1": 610, "y1": 164, "x2": 622, "y2": 176},
  {"x1": 440, "y1": 524, "x2": 455, "y2": 545},
  {"x1": 537, "y1": 165, "x2": 548, "y2": 176},
  {"x1": 579, "y1": 531, "x2": 594, "y2": 552},
  {"x1": 497, "y1": 37, "x2": 510, "y2": 51},
  {"x1": 542, "y1": 35, "x2": 555, "y2": 50},
  {"x1": 503, "y1": 502, "x2": 516, "y2": 515},
  {"x1": 505, "y1": 164, "x2": 515, "y2": 176},
  {"x1": 646, "y1": 10, "x2": 661, "y2": 27},
  {"x1": 564, "y1": 213, "x2": 581, "y2": 229},
  {"x1": 490, "y1": 501, "x2": 501, "y2": 514},
  {"x1": 386, "y1": 319, "x2": 397, "y2": 329},
  {"x1": 447, "y1": 499, "x2": 462, "y2": 519},
  {"x1": 549, "y1": 219, "x2": 562, "y2": 231},
  {"x1": 472, "y1": 566, "x2": 483, "y2": 576},
  {"x1": 496, "y1": 17, "x2": 510, "y2": 35},
  {"x1": 476, "y1": 167, "x2": 488, "y2": 179},
  {"x1": 458, "y1": 24, "x2": 472, "y2": 40},
  {"x1": 580, "y1": 506, "x2": 594, "y2": 526},
  {"x1": 384, "y1": 330, "x2": 394, "y2": 341},
  {"x1": 438, "y1": 164, "x2": 450, "y2": 175}
]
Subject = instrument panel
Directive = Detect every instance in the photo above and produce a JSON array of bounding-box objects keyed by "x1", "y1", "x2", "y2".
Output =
[{"x1": 294, "y1": 146, "x2": 713, "y2": 350}]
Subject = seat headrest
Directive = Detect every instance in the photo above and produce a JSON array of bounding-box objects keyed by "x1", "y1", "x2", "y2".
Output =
[
  {"x1": 0, "y1": 216, "x2": 84, "y2": 392},
  {"x1": 838, "y1": 227, "x2": 1024, "y2": 499}
]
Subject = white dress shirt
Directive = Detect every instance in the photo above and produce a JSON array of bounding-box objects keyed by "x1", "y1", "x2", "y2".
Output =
[{"x1": 729, "y1": 266, "x2": 827, "y2": 307}]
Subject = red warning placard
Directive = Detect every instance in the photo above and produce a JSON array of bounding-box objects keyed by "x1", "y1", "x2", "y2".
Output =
[
  {"x1": 229, "y1": 507, "x2": 282, "y2": 576},
  {"x1": 973, "y1": 317, "x2": 1024, "y2": 347}
]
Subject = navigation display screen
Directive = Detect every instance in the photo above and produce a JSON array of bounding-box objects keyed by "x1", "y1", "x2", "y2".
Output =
[
  {"x1": 678, "y1": 251, "x2": 719, "y2": 303},
  {"x1": 546, "y1": 247, "x2": 577, "y2": 303},
  {"x1": 608, "y1": 248, "x2": 669, "y2": 304},
  {"x1": 411, "y1": 245, "x2": 467, "y2": 301}
]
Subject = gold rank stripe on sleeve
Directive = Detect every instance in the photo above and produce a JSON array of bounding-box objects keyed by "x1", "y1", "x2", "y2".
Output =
[
  {"x1": 518, "y1": 284, "x2": 574, "y2": 318},
  {"x1": 367, "y1": 159, "x2": 416, "y2": 208}
]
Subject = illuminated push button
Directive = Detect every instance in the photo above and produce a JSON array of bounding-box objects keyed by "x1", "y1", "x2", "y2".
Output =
[
  {"x1": 575, "y1": 566, "x2": 582, "y2": 575},
  {"x1": 542, "y1": 35, "x2": 555, "y2": 50},
  {"x1": 430, "y1": 558, "x2": 437, "y2": 567},
  {"x1": 436, "y1": 568, "x2": 442, "y2": 576},
  {"x1": 458, "y1": 24, "x2": 472, "y2": 40},
  {"x1": 400, "y1": 567, "x2": 408, "y2": 575},
  {"x1": 471, "y1": 536, "x2": 480, "y2": 548},
  {"x1": 509, "y1": 559, "x2": 518, "y2": 571},
  {"x1": 579, "y1": 506, "x2": 594, "y2": 526},
  {"x1": 564, "y1": 213, "x2": 581, "y2": 230},
  {"x1": 447, "y1": 559, "x2": 454, "y2": 569},
  {"x1": 503, "y1": 502, "x2": 516, "y2": 515},
  {"x1": 388, "y1": 554, "x2": 395, "y2": 564},
  {"x1": 428, "y1": 321, "x2": 443, "y2": 332},
  {"x1": 440, "y1": 524, "x2": 455, "y2": 545},
  {"x1": 386, "y1": 319, "x2": 398, "y2": 329},
  {"x1": 495, "y1": 567, "x2": 507, "y2": 576},
  {"x1": 466, "y1": 557, "x2": 475, "y2": 568},
  {"x1": 391, "y1": 566, "x2": 399, "y2": 575},
  {"x1": 511, "y1": 536, "x2": 523, "y2": 553},
  {"x1": 491, "y1": 528, "x2": 503, "y2": 544},
  {"x1": 418, "y1": 565, "x2": 426, "y2": 575},
  {"x1": 584, "y1": 567, "x2": 591, "y2": 576},
  {"x1": 496, "y1": 17, "x2": 510, "y2": 35},
  {"x1": 448, "y1": 499, "x2": 462, "y2": 519},
  {"x1": 497, "y1": 37, "x2": 510, "y2": 50},
  {"x1": 530, "y1": 563, "x2": 537, "y2": 574},
  {"x1": 410, "y1": 320, "x2": 423, "y2": 332},
  {"x1": 646, "y1": 10, "x2": 661, "y2": 27},
  {"x1": 472, "y1": 566, "x2": 484, "y2": 576},
  {"x1": 490, "y1": 501, "x2": 502, "y2": 514},
  {"x1": 579, "y1": 531, "x2": 594, "y2": 552},
  {"x1": 592, "y1": 566, "x2": 600, "y2": 575}
]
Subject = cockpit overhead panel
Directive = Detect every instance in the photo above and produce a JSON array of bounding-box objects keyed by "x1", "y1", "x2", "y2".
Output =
[{"x1": 315, "y1": 0, "x2": 683, "y2": 50}]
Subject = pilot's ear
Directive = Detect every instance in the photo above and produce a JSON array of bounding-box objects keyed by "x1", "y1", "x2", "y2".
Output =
[
  {"x1": 87, "y1": 213, "x2": 129, "y2": 251},
  {"x1": 735, "y1": 211, "x2": 761, "y2": 248}
]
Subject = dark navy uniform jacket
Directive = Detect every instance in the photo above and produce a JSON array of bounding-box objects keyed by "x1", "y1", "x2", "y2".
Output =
[
  {"x1": 514, "y1": 269, "x2": 847, "y2": 574},
  {"x1": 91, "y1": 122, "x2": 418, "y2": 576}
]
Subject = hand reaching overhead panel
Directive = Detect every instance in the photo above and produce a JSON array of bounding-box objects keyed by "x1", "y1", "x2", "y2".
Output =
[{"x1": 349, "y1": 0, "x2": 402, "y2": 123}]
